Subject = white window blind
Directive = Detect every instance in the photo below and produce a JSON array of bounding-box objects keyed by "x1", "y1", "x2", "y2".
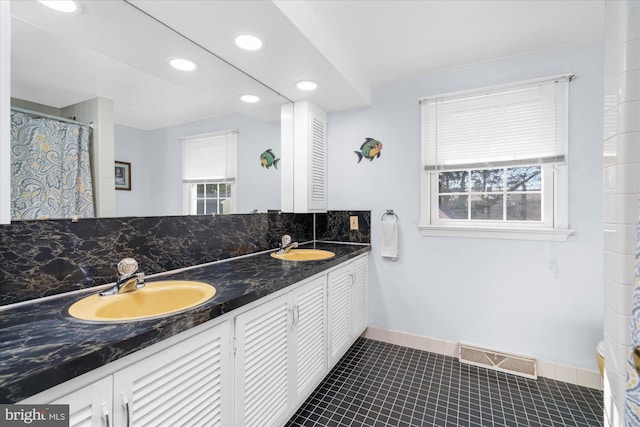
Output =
[
  {"x1": 182, "y1": 130, "x2": 237, "y2": 182},
  {"x1": 421, "y1": 75, "x2": 570, "y2": 172}
]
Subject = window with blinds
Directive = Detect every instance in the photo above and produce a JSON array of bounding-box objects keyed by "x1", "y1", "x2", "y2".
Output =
[
  {"x1": 182, "y1": 130, "x2": 237, "y2": 215},
  {"x1": 419, "y1": 75, "x2": 573, "y2": 241}
]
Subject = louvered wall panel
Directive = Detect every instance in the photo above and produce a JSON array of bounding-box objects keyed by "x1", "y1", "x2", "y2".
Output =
[
  {"x1": 295, "y1": 282, "x2": 325, "y2": 396},
  {"x1": 129, "y1": 336, "x2": 224, "y2": 427},
  {"x1": 328, "y1": 270, "x2": 352, "y2": 363},
  {"x1": 310, "y1": 114, "x2": 326, "y2": 205},
  {"x1": 351, "y1": 258, "x2": 368, "y2": 335},
  {"x1": 238, "y1": 299, "x2": 290, "y2": 427}
]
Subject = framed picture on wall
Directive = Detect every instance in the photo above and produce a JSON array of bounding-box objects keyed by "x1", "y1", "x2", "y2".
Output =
[{"x1": 115, "y1": 161, "x2": 131, "y2": 191}]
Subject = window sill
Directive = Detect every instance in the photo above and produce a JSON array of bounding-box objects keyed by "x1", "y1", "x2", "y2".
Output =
[{"x1": 418, "y1": 225, "x2": 573, "y2": 241}]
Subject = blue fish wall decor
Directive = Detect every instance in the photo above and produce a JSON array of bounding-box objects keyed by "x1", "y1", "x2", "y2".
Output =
[
  {"x1": 354, "y1": 138, "x2": 383, "y2": 163},
  {"x1": 260, "y1": 148, "x2": 280, "y2": 169}
]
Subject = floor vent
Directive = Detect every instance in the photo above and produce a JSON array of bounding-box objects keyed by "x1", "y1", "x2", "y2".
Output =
[{"x1": 459, "y1": 344, "x2": 537, "y2": 379}]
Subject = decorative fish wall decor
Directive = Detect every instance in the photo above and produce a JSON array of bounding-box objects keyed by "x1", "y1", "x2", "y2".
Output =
[
  {"x1": 260, "y1": 148, "x2": 280, "y2": 169},
  {"x1": 354, "y1": 138, "x2": 383, "y2": 163}
]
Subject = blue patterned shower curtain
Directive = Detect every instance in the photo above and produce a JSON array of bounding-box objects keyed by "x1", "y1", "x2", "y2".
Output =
[
  {"x1": 625, "y1": 204, "x2": 640, "y2": 425},
  {"x1": 10, "y1": 111, "x2": 95, "y2": 220}
]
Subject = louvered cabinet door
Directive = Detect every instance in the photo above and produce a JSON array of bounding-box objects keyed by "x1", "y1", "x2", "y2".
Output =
[
  {"x1": 235, "y1": 295, "x2": 290, "y2": 427},
  {"x1": 350, "y1": 256, "x2": 368, "y2": 337},
  {"x1": 308, "y1": 108, "x2": 327, "y2": 211},
  {"x1": 113, "y1": 321, "x2": 232, "y2": 427},
  {"x1": 290, "y1": 276, "x2": 327, "y2": 405},
  {"x1": 328, "y1": 264, "x2": 353, "y2": 366},
  {"x1": 50, "y1": 376, "x2": 112, "y2": 427}
]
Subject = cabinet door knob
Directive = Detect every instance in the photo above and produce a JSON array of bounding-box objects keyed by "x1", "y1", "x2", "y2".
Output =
[
  {"x1": 294, "y1": 304, "x2": 300, "y2": 326},
  {"x1": 289, "y1": 307, "x2": 295, "y2": 330},
  {"x1": 101, "y1": 402, "x2": 110, "y2": 427},
  {"x1": 121, "y1": 392, "x2": 131, "y2": 427}
]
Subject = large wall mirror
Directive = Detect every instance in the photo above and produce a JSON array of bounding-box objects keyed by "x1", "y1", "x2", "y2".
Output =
[{"x1": 6, "y1": 0, "x2": 291, "y2": 221}]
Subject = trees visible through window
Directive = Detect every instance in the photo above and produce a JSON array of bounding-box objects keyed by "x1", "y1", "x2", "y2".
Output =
[{"x1": 438, "y1": 166, "x2": 542, "y2": 221}]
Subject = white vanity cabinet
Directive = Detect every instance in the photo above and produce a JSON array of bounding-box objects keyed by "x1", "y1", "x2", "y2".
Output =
[
  {"x1": 20, "y1": 252, "x2": 368, "y2": 427},
  {"x1": 22, "y1": 319, "x2": 233, "y2": 427},
  {"x1": 328, "y1": 255, "x2": 368, "y2": 367},
  {"x1": 234, "y1": 293, "x2": 290, "y2": 427},
  {"x1": 234, "y1": 275, "x2": 327, "y2": 427},
  {"x1": 112, "y1": 321, "x2": 232, "y2": 427},
  {"x1": 289, "y1": 276, "x2": 327, "y2": 405},
  {"x1": 350, "y1": 256, "x2": 369, "y2": 337}
]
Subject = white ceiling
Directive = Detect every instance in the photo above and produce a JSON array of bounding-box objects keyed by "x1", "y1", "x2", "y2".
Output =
[{"x1": 10, "y1": 0, "x2": 605, "y2": 130}]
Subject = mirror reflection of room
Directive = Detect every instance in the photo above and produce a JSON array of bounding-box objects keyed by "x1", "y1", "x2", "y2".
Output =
[{"x1": 9, "y1": 0, "x2": 288, "y2": 220}]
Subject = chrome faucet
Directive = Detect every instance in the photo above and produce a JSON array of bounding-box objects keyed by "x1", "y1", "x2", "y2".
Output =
[
  {"x1": 99, "y1": 258, "x2": 145, "y2": 296},
  {"x1": 276, "y1": 235, "x2": 298, "y2": 255}
]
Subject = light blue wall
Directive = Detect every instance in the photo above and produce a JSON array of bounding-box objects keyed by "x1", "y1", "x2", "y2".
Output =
[
  {"x1": 115, "y1": 113, "x2": 281, "y2": 217},
  {"x1": 328, "y1": 44, "x2": 604, "y2": 370},
  {"x1": 114, "y1": 124, "x2": 154, "y2": 216}
]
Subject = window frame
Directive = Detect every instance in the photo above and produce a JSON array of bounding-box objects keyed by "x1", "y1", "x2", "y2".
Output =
[
  {"x1": 418, "y1": 75, "x2": 573, "y2": 241},
  {"x1": 181, "y1": 130, "x2": 237, "y2": 215}
]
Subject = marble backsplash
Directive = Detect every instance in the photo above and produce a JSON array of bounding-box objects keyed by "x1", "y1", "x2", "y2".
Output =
[
  {"x1": 316, "y1": 210, "x2": 371, "y2": 242},
  {"x1": 0, "y1": 211, "x2": 370, "y2": 306}
]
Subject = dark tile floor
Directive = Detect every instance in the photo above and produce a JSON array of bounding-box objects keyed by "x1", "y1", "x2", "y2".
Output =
[{"x1": 286, "y1": 338, "x2": 603, "y2": 427}]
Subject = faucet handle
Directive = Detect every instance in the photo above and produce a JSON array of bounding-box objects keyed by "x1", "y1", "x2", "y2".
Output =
[
  {"x1": 117, "y1": 258, "x2": 138, "y2": 277},
  {"x1": 135, "y1": 272, "x2": 145, "y2": 289}
]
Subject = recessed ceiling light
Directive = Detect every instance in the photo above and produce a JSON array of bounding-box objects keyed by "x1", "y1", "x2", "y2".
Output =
[
  {"x1": 235, "y1": 34, "x2": 263, "y2": 51},
  {"x1": 296, "y1": 80, "x2": 318, "y2": 91},
  {"x1": 169, "y1": 58, "x2": 198, "y2": 72},
  {"x1": 241, "y1": 94, "x2": 260, "y2": 103},
  {"x1": 38, "y1": 0, "x2": 80, "y2": 13}
]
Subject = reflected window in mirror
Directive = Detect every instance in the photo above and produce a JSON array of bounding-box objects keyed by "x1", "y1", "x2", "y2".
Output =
[
  {"x1": 189, "y1": 182, "x2": 233, "y2": 215},
  {"x1": 182, "y1": 130, "x2": 237, "y2": 215}
]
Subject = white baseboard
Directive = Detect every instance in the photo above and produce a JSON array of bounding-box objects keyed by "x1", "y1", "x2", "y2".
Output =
[{"x1": 361, "y1": 326, "x2": 603, "y2": 391}]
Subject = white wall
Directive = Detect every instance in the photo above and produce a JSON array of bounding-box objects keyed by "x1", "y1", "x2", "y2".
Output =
[
  {"x1": 114, "y1": 124, "x2": 154, "y2": 217},
  {"x1": 114, "y1": 113, "x2": 281, "y2": 217},
  {"x1": 328, "y1": 44, "x2": 604, "y2": 371}
]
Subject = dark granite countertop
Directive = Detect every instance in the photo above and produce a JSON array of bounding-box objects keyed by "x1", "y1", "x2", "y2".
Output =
[{"x1": 0, "y1": 242, "x2": 370, "y2": 403}]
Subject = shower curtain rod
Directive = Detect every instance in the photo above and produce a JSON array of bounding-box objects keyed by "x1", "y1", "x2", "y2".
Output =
[{"x1": 11, "y1": 106, "x2": 93, "y2": 129}]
